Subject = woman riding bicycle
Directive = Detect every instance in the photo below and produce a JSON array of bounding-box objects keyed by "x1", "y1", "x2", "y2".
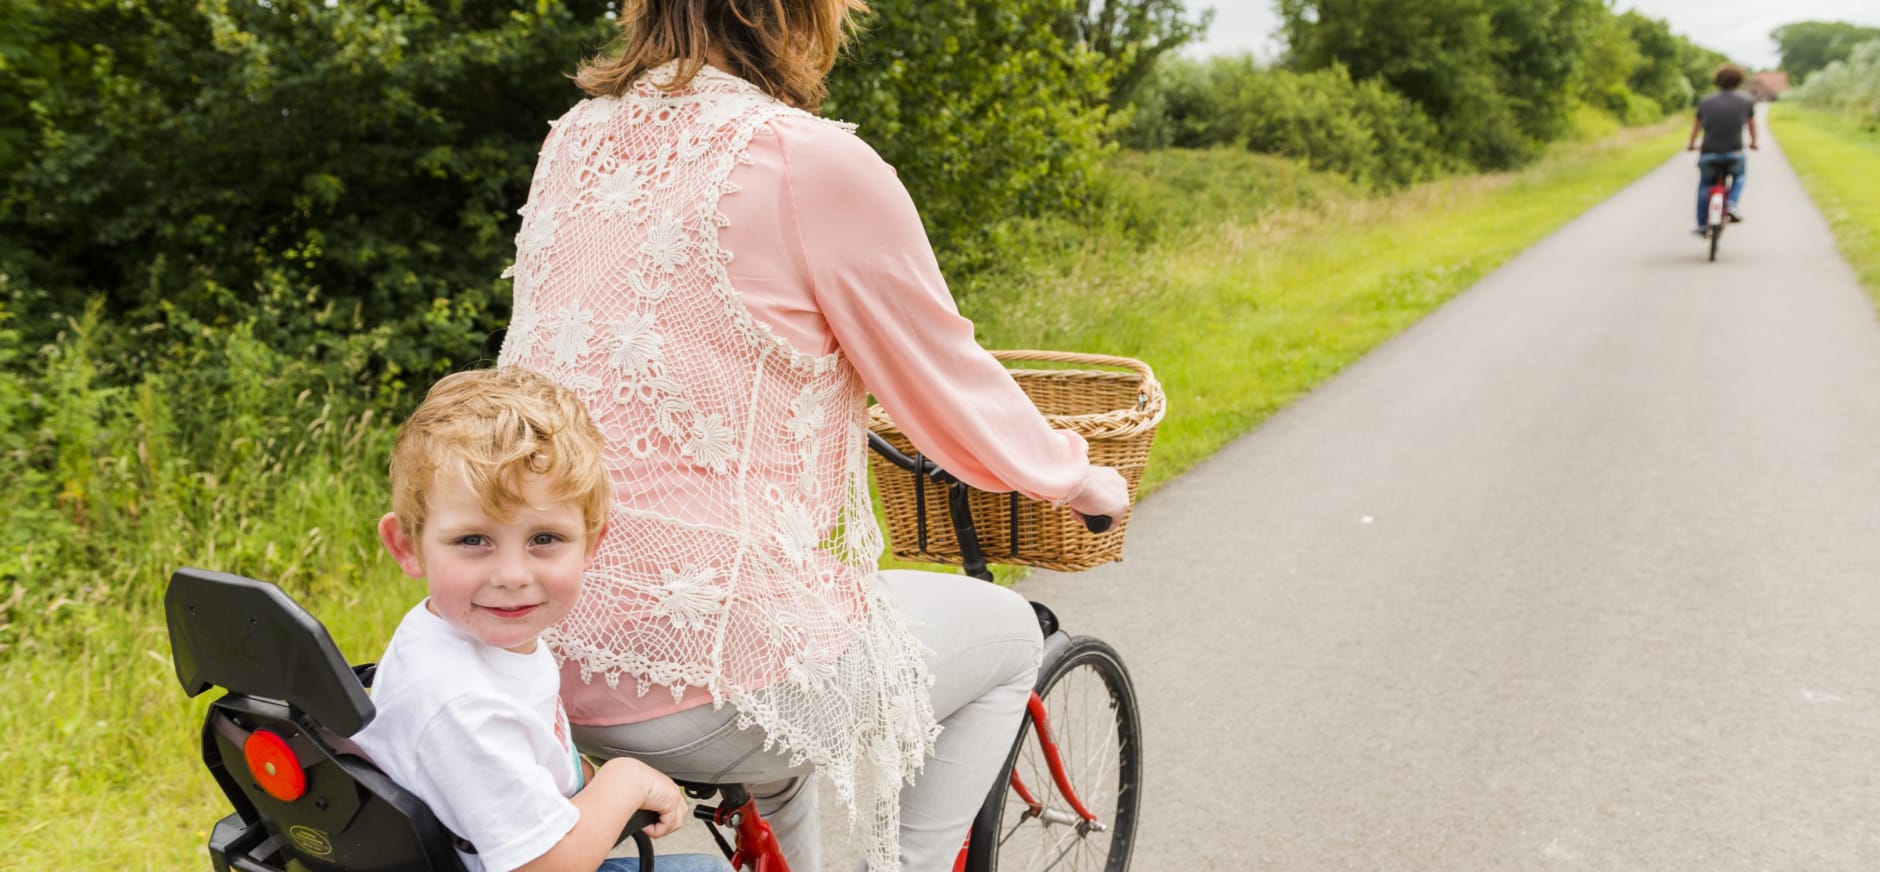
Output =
[
  {"x1": 494, "y1": 1, "x2": 1131, "y2": 869},
  {"x1": 1687, "y1": 63, "x2": 1760, "y2": 236}
]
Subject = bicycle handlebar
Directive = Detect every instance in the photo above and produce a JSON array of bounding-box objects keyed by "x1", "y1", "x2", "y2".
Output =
[
  {"x1": 620, "y1": 809, "x2": 658, "y2": 870},
  {"x1": 865, "y1": 433, "x2": 1113, "y2": 534}
]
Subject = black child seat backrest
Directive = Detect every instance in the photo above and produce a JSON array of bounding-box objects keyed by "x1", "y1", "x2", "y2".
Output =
[{"x1": 166, "y1": 568, "x2": 468, "y2": 872}]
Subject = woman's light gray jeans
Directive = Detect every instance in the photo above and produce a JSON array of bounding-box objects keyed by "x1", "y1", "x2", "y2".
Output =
[{"x1": 573, "y1": 570, "x2": 1044, "y2": 871}]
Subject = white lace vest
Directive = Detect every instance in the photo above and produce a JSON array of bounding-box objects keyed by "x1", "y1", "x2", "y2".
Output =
[{"x1": 496, "y1": 66, "x2": 938, "y2": 870}]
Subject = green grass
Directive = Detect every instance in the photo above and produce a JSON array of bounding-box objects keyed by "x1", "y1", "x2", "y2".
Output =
[
  {"x1": 1776, "y1": 105, "x2": 1880, "y2": 301},
  {"x1": 2, "y1": 120, "x2": 1683, "y2": 870}
]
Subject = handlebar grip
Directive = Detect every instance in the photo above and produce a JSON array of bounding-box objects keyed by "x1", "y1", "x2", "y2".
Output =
[
  {"x1": 621, "y1": 809, "x2": 659, "y2": 871},
  {"x1": 1082, "y1": 514, "x2": 1113, "y2": 534}
]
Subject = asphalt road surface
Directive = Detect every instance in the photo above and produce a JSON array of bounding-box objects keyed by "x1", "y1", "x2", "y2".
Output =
[
  {"x1": 651, "y1": 114, "x2": 1880, "y2": 870},
  {"x1": 1017, "y1": 114, "x2": 1880, "y2": 869}
]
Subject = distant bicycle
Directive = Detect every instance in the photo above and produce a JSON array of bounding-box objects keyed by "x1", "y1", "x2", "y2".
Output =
[{"x1": 1700, "y1": 163, "x2": 1740, "y2": 262}]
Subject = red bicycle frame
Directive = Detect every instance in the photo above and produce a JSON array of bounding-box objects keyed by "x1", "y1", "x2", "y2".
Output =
[
  {"x1": 1706, "y1": 177, "x2": 1730, "y2": 227},
  {"x1": 696, "y1": 434, "x2": 1119, "y2": 872},
  {"x1": 700, "y1": 687, "x2": 1102, "y2": 872}
]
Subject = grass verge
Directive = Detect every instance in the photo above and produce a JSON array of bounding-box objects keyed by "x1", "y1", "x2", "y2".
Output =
[
  {"x1": 1776, "y1": 105, "x2": 1880, "y2": 301},
  {"x1": 4, "y1": 120, "x2": 1681, "y2": 870}
]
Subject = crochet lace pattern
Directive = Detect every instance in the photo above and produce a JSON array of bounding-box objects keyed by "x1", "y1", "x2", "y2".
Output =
[{"x1": 497, "y1": 64, "x2": 938, "y2": 871}]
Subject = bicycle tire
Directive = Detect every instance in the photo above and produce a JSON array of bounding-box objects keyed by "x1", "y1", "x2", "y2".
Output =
[
  {"x1": 966, "y1": 636, "x2": 1142, "y2": 872},
  {"x1": 1709, "y1": 223, "x2": 1720, "y2": 262}
]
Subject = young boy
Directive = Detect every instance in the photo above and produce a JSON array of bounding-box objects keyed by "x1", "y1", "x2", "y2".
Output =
[{"x1": 354, "y1": 367, "x2": 729, "y2": 872}]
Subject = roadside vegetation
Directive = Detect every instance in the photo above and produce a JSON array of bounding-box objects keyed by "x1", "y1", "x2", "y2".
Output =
[
  {"x1": 1, "y1": 0, "x2": 1713, "y2": 866},
  {"x1": 1784, "y1": 36, "x2": 1880, "y2": 302}
]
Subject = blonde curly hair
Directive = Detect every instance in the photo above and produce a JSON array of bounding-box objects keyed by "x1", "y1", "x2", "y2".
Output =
[{"x1": 387, "y1": 367, "x2": 609, "y2": 551}]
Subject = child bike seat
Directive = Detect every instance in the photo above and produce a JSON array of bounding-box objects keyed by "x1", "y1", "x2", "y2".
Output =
[{"x1": 165, "y1": 568, "x2": 656, "y2": 871}]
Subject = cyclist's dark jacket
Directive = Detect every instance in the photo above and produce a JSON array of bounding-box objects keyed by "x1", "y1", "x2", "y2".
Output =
[{"x1": 1696, "y1": 91, "x2": 1755, "y2": 153}]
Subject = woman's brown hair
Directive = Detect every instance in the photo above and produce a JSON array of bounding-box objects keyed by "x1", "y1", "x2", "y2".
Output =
[
  {"x1": 1713, "y1": 63, "x2": 1746, "y2": 91},
  {"x1": 575, "y1": 0, "x2": 867, "y2": 111}
]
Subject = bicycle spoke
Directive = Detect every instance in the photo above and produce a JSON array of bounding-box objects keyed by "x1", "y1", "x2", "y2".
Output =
[{"x1": 985, "y1": 642, "x2": 1138, "y2": 872}]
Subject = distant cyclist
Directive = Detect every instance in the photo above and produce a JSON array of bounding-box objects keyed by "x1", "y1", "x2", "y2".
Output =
[{"x1": 1688, "y1": 63, "x2": 1760, "y2": 236}]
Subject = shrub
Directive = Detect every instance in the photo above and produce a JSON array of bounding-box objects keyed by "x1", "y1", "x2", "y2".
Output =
[
  {"x1": 1120, "y1": 56, "x2": 1451, "y2": 188},
  {"x1": 1794, "y1": 39, "x2": 1880, "y2": 124},
  {"x1": 1276, "y1": 0, "x2": 1548, "y2": 170},
  {"x1": 1775, "y1": 21, "x2": 1880, "y2": 86}
]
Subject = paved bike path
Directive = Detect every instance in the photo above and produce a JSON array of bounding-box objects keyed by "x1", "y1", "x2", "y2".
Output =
[{"x1": 1018, "y1": 113, "x2": 1880, "y2": 869}]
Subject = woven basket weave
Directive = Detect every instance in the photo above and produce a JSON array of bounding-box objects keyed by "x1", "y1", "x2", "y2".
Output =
[{"x1": 866, "y1": 350, "x2": 1165, "y2": 572}]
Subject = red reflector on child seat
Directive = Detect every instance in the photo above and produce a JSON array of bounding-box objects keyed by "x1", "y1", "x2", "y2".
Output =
[{"x1": 243, "y1": 729, "x2": 307, "y2": 802}]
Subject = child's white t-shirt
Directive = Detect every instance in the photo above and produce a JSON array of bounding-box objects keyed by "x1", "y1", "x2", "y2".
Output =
[{"x1": 353, "y1": 601, "x2": 584, "y2": 872}]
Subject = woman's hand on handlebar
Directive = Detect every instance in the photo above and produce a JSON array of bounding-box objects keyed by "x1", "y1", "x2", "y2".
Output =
[{"x1": 1067, "y1": 465, "x2": 1130, "y2": 529}]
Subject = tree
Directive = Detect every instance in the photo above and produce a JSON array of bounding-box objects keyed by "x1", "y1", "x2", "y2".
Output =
[
  {"x1": 1277, "y1": 0, "x2": 1531, "y2": 168},
  {"x1": 1618, "y1": 11, "x2": 1694, "y2": 113},
  {"x1": 1792, "y1": 39, "x2": 1880, "y2": 121},
  {"x1": 1059, "y1": 0, "x2": 1214, "y2": 106},
  {"x1": 1773, "y1": 20, "x2": 1880, "y2": 83},
  {"x1": 826, "y1": 0, "x2": 1112, "y2": 277},
  {"x1": 1679, "y1": 39, "x2": 1733, "y2": 98},
  {"x1": 1575, "y1": 9, "x2": 1646, "y2": 119},
  {"x1": 2, "y1": 0, "x2": 1117, "y2": 382},
  {"x1": 1489, "y1": 0, "x2": 1601, "y2": 142},
  {"x1": 1, "y1": 0, "x2": 615, "y2": 382}
]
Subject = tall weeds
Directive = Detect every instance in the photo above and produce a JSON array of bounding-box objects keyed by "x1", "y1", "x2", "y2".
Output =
[{"x1": 0, "y1": 304, "x2": 400, "y2": 658}]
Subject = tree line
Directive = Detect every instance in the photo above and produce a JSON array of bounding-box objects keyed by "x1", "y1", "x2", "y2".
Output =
[
  {"x1": 2, "y1": 0, "x2": 1731, "y2": 394},
  {"x1": 1775, "y1": 21, "x2": 1880, "y2": 86},
  {"x1": 1778, "y1": 20, "x2": 1880, "y2": 122},
  {"x1": 1121, "y1": 1, "x2": 1727, "y2": 185},
  {"x1": 1, "y1": 0, "x2": 1192, "y2": 386}
]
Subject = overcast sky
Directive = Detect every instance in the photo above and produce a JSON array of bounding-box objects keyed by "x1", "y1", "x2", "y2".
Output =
[{"x1": 1188, "y1": 0, "x2": 1880, "y2": 70}]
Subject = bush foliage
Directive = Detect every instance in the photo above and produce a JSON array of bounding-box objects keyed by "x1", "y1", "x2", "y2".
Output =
[
  {"x1": 0, "y1": 0, "x2": 1134, "y2": 387},
  {"x1": 827, "y1": 0, "x2": 1114, "y2": 272},
  {"x1": 1775, "y1": 21, "x2": 1880, "y2": 86},
  {"x1": 1793, "y1": 38, "x2": 1880, "y2": 123},
  {"x1": 1121, "y1": 57, "x2": 1451, "y2": 188},
  {"x1": 1, "y1": 0, "x2": 616, "y2": 385}
]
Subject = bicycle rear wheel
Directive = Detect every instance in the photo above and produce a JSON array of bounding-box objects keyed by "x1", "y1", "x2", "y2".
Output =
[
  {"x1": 1709, "y1": 223, "x2": 1721, "y2": 261},
  {"x1": 967, "y1": 636, "x2": 1142, "y2": 872}
]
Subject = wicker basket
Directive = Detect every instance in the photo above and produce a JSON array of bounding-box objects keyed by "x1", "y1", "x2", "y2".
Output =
[{"x1": 867, "y1": 350, "x2": 1165, "y2": 572}]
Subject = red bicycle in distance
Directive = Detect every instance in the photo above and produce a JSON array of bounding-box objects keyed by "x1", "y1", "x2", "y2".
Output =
[
  {"x1": 1700, "y1": 165, "x2": 1739, "y2": 262},
  {"x1": 680, "y1": 435, "x2": 1144, "y2": 872}
]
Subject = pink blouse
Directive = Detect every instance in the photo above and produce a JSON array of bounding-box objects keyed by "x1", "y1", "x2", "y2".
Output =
[{"x1": 560, "y1": 113, "x2": 1100, "y2": 725}]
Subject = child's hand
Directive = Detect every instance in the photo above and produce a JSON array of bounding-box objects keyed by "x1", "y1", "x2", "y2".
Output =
[
  {"x1": 637, "y1": 769, "x2": 688, "y2": 838},
  {"x1": 598, "y1": 758, "x2": 688, "y2": 838}
]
